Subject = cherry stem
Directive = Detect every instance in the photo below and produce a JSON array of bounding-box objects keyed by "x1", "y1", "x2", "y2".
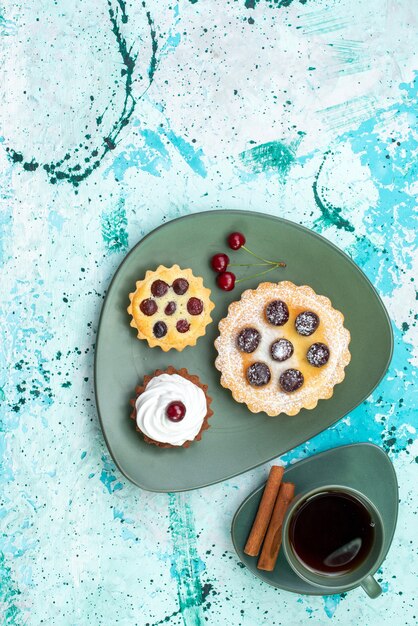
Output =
[
  {"x1": 241, "y1": 245, "x2": 286, "y2": 267},
  {"x1": 229, "y1": 262, "x2": 272, "y2": 267},
  {"x1": 235, "y1": 265, "x2": 281, "y2": 283}
]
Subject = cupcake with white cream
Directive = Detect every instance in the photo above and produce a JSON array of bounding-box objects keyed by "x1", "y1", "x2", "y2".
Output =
[{"x1": 130, "y1": 367, "x2": 213, "y2": 448}]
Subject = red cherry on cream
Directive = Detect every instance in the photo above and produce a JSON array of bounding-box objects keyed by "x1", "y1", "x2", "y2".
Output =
[
  {"x1": 217, "y1": 271, "x2": 236, "y2": 291},
  {"x1": 211, "y1": 253, "x2": 230, "y2": 273},
  {"x1": 228, "y1": 232, "x2": 246, "y2": 250},
  {"x1": 166, "y1": 401, "x2": 186, "y2": 422}
]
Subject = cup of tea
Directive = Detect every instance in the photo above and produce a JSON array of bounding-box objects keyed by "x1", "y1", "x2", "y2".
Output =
[{"x1": 281, "y1": 485, "x2": 385, "y2": 598}]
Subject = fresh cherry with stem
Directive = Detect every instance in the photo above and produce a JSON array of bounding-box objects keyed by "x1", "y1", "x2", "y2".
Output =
[
  {"x1": 217, "y1": 271, "x2": 236, "y2": 291},
  {"x1": 227, "y1": 231, "x2": 286, "y2": 268},
  {"x1": 211, "y1": 253, "x2": 230, "y2": 273},
  {"x1": 228, "y1": 232, "x2": 246, "y2": 250}
]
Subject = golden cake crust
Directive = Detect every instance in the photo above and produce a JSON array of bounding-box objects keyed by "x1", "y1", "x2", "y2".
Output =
[
  {"x1": 127, "y1": 264, "x2": 215, "y2": 351},
  {"x1": 214, "y1": 281, "x2": 351, "y2": 416},
  {"x1": 130, "y1": 366, "x2": 213, "y2": 448}
]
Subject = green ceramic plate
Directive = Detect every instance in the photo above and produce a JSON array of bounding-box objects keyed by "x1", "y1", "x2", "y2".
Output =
[
  {"x1": 94, "y1": 210, "x2": 393, "y2": 492},
  {"x1": 231, "y1": 443, "x2": 398, "y2": 594}
]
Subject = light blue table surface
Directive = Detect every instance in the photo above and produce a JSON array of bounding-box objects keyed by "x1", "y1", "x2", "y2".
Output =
[{"x1": 1, "y1": 1, "x2": 417, "y2": 624}]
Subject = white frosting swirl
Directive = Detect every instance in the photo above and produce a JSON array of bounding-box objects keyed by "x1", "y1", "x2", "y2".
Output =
[{"x1": 135, "y1": 373, "x2": 207, "y2": 446}]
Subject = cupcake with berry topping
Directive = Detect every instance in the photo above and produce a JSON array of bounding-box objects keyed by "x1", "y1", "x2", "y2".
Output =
[
  {"x1": 127, "y1": 265, "x2": 215, "y2": 351},
  {"x1": 130, "y1": 367, "x2": 213, "y2": 448}
]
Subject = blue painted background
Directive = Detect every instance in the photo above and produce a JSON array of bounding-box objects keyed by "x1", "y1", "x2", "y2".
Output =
[{"x1": 1, "y1": 0, "x2": 417, "y2": 624}]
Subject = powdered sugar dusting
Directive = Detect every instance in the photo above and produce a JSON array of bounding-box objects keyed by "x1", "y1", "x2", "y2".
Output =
[
  {"x1": 295, "y1": 311, "x2": 319, "y2": 336},
  {"x1": 307, "y1": 342, "x2": 330, "y2": 367},
  {"x1": 271, "y1": 338, "x2": 293, "y2": 361},
  {"x1": 214, "y1": 281, "x2": 351, "y2": 416},
  {"x1": 237, "y1": 327, "x2": 261, "y2": 353}
]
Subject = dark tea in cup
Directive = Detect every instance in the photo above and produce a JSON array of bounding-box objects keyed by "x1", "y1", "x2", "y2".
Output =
[{"x1": 289, "y1": 490, "x2": 376, "y2": 576}]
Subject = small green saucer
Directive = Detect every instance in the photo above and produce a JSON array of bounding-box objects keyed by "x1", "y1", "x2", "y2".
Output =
[{"x1": 231, "y1": 443, "x2": 398, "y2": 595}]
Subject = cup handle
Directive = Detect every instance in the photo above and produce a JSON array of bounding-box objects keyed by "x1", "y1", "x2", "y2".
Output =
[{"x1": 361, "y1": 574, "x2": 382, "y2": 599}]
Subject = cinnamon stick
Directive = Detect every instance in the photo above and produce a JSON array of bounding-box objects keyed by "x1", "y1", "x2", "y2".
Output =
[
  {"x1": 257, "y1": 481, "x2": 295, "y2": 571},
  {"x1": 244, "y1": 465, "x2": 284, "y2": 557}
]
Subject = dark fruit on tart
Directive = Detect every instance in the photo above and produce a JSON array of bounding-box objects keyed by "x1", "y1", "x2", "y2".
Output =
[
  {"x1": 172, "y1": 278, "x2": 189, "y2": 295},
  {"x1": 237, "y1": 327, "x2": 261, "y2": 353},
  {"x1": 187, "y1": 297, "x2": 204, "y2": 315},
  {"x1": 266, "y1": 300, "x2": 289, "y2": 326},
  {"x1": 151, "y1": 280, "x2": 169, "y2": 298},
  {"x1": 166, "y1": 401, "x2": 186, "y2": 422},
  {"x1": 217, "y1": 271, "x2": 236, "y2": 291},
  {"x1": 164, "y1": 301, "x2": 177, "y2": 316},
  {"x1": 129, "y1": 265, "x2": 215, "y2": 351},
  {"x1": 153, "y1": 321, "x2": 168, "y2": 338},
  {"x1": 307, "y1": 342, "x2": 330, "y2": 367},
  {"x1": 228, "y1": 232, "x2": 246, "y2": 250},
  {"x1": 211, "y1": 253, "x2": 230, "y2": 273},
  {"x1": 295, "y1": 311, "x2": 319, "y2": 336},
  {"x1": 246, "y1": 362, "x2": 271, "y2": 387},
  {"x1": 176, "y1": 319, "x2": 191, "y2": 333},
  {"x1": 271, "y1": 338, "x2": 294, "y2": 362},
  {"x1": 279, "y1": 368, "x2": 304, "y2": 392},
  {"x1": 140, "y1": 298, "x2": 158, "y2": 316}
]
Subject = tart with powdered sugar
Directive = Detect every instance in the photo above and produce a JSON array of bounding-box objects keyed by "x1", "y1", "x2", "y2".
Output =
[
  {"x1": 214, "y1": 281, "x2": 351, "y2": 416},
  {"x1": 128, "y1": 264, "x2": 215, "y2": 351},
  {"x1": 130, "y1": 367, "x2": 213, "y2": 448}
]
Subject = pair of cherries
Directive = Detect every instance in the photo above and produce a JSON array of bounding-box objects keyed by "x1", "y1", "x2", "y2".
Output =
[{"x1": 211, "y1": 232, "x2": 246, "y2": 291}]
